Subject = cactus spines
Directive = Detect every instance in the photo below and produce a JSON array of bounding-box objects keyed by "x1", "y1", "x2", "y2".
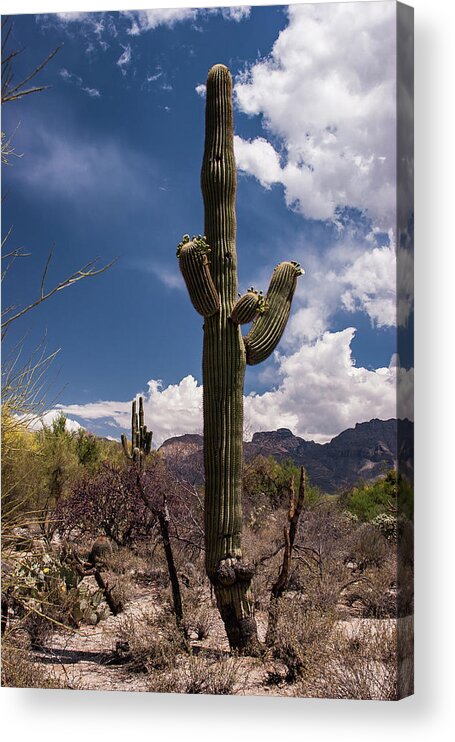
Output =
[
  {"x1": 121, "y1": 397, "x2": 152, "y2": 470},
  {"x1": 178, "y1": 64, "x2": 303, "y2": 653}
]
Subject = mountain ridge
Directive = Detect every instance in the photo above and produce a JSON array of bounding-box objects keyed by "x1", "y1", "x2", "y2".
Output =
[{"x1": 159, "y1": 418, "x2": 413, "y2": 494}]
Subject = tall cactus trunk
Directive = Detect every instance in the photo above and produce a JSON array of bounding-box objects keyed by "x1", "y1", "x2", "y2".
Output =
[
  {"x1": 177, "y1": 64, "x2": 302, "y2": 654},
  {"x1": 201, "y1": 65, "x2": 258, "y2": 652}
]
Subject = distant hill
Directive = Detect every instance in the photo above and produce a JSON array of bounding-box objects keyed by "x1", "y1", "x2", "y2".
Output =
[{"x1": 159, "y1": 419, "x2": 413, "y2": 494}]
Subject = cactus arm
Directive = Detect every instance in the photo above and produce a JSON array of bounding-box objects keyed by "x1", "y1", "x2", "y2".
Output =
[
  {"x1": 121, "y1": 433, "x2": 133, "y2": 460},
  {"x1": 230, "y1": 288, "x2": 267, "y2": 325},
  {"x1": 243, "y1": 261, "x2": 303, "y2": 365},
  {"x1": 138, "y1": 396, "x2": 144, "y2": 436},
  {"x1": 177, "y1": 235, "x2": 220, "y2": 317}
]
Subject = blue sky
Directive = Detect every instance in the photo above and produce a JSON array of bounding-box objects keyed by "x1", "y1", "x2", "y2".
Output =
[{"x1": 2, "y1": 3, "x2": 413, "y2": 445}]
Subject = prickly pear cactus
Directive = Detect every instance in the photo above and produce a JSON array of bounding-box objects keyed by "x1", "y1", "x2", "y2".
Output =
[{"x1": 178, "y1": 64, "x2": 303, "y2": 652}]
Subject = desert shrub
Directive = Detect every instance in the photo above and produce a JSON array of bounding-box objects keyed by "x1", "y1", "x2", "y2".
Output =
[
  {"x1": 398, "y1": 473, "x2": 414, "y2": 522},
  {"x1": 56, "y1": 463, "x2": 159, "y2": 546},
  {"x1": 371, "y1": 512, "x2": 398, "y2": 541},
  {"x1": 300, "y1": 501, "x2": 353, "y2": 564},
  {"x1": 36, "y1": 414, "x2": 81, "y2": 519},
  {"x1": 269, "y1": 596, "x2": 335, "y2": 683},
  {"x1": 347, "y1": 522, "x2": 390, "y2": 570},
  {"x1": 182, "y1": 588, "x2": 213, "y2": 640},
  {"x1": 243, "y1": 456, "x2": 322, "y2": 513},
  {"x1": 1, "y1": 642, "x2": 68, "y2": 689},
  {"x1": 398, "y1": 563, "x2": 414, "y2": 616},
  {"x1": 341, "y1": 470, "x2": 402, "y2": 522},
  {"x1": 299, "y1": 566, "x2": 352, "y2": 613},
  {"x1": 343, "y1": 560, "x2": 397, "y2": 618},
  {"x1": 1, "y1": 406, "x2": 42, "y2": 529},
  {"x1": 302, "y1": 620, "x2": 398, "y2": 700},
  {"x1": 74, "y1": 429, "x2": 102, "y2": 469},
  {"x1": 115, "y1": 606, "x2": 186, "y2": 674},
  {"x1": 101, "y1": 545, "x2": 149, "y2": 576},
  {"x1": 182, "y1": 656, "x2": 240, "y2": 694},
  {"x1": 145, "y1": 654, "x2": 242, "y2": 695}
]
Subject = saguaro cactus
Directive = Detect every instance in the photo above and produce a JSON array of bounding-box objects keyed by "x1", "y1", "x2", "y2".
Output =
[
  {"x1": 178, "y1": 64, "x2": 303, "y2": 652},
  {"x1": 121, "y1": 397, "x2": 184, "y2": 627},
  {"x1": 121, "y1": 397, "x2": 152, "y2": 470}
]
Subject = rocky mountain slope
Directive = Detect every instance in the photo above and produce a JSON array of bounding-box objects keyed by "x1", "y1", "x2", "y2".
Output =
[{"x1": 159, "y1": 418, "x2": 413, "y2": 494}]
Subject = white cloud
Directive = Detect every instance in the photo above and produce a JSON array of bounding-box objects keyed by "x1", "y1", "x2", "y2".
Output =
[
  {"x1": 340, "y1": 239, "x2": 397, "y2": 327},
  {"x1": 55, "y1": 12, "x2": 89, "y2": 23},
  {"x1": 59, "y1": 67, "x2": 100, "y2": 98},
  {"x1": 122, "y1": 6, "x2": 251, "y2": 35},
  {"x1": 15, "y1": 126, "x2": 154, "y2": 205},
  {"x1": 221, "y1": 7, "x2": 251, "y2": 23},
  {"x1": 144, "y1": 263, "x2": 185, "y2": 291},
  {"x1": 234, "y1": 2, "x2": 396, "y2": 228},
  {"x1": 281, "y1": 229, "x2": 398, "y2": 348},
  {"x1": 24, "y1": 409, "x2": 84, "y2": 434},
  {"x1": 59, "y1": 68, "x2": 82, "y2": 85},
  {"x1": 56, "y1": 376, "x2": 203, "y2": 447},
  {"x1": 117, "y1": 44, "x2": 132, "y2": 70},
  {"x1": 195, "y1": 84, "x2": 206, "y2": 98},
  {"x1": 82, "y1": 86, "x2": 101, "y2": 98},
  {"x1": 122, "y1": 9, "x2": 198, "y2": 35},
  {"x1": 245, "y1": 329, "x2": 413, "y2": 443},
  {"x1": 397, "y1": 242, "x2": 414, "y2": 327},
  {"x1": 147, "y1": 71, "x2": 163, "y2": 83},
  {"x1": 52, "y1": 331, "x2": 413, "y2": 448}
]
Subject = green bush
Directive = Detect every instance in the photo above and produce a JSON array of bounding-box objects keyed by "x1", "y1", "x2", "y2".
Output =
[{"x1": 342, "y1": 470, "x2": 397, "y2": 522}]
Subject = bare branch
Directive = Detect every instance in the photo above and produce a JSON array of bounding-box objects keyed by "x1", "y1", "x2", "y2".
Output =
[
  {"x1": 2, "y1": 42, "x2": 61, "y2": 104},
  {"x1": 1, "y1": 253, "x2": 116, "y2": 333}
]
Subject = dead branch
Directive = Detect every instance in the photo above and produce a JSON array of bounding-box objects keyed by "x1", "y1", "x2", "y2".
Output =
[
  {"x1": 271, "y1": 466, "x2": 306, "y2": 600},
  {"x1": 1, "y1": 250, "x2": 116, "y2": 333}
]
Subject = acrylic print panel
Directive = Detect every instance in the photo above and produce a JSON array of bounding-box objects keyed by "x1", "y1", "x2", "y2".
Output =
[{"x1": 1, "y1": 2, "x2": 413, "y2": 699}]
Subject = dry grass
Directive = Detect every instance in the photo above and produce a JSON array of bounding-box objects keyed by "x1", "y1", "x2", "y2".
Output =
[
  {"x1": 297, "y1": 620, "x2": 398, "y2": 700},
  {"x1": 115, "y1": 605, "x2": 186, "y2": 674},
  {"x1": 182, "y1": 589, "x2": 213, "y2": 641},
  {"x1": 1, "y1": 641, "x2": 69, "y2": 689},
  {"x1": 146, "y1": 655, "x2": 242, "y2": 695},
  {"x1": 268, "y1": 595, "x2": 336, "y2": 683}
]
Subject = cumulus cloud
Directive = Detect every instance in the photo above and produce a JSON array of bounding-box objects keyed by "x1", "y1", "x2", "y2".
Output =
[
  {"x1": 234, "y1": 2, "x2": 396, "y2": 228},
  {"x1": 25, "y1": 410, "x2": 84, "y2": 434},
  {"x1": 246, "y1": 327, "x2": 412, "y2": 443},
  {"x1": 281, "y1": 229, "x2": 398, "y2": 348},
  {"x1": 56, "y1": 376, "x2": 203, "y2": 447},
  {"x1": 52, "y1": 330, "x2": 412, "y2": 447},
  {"x1": 245, "y1": 329, "x2": 412, "y2": 443},
  {"x1": 340, "y1": 238, "x2": 396, "y2": 327}
]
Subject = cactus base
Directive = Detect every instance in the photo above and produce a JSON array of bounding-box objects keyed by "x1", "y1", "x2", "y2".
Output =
[{"x1": 213, "y1": 581, "x2": 261, "y2": 655}]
